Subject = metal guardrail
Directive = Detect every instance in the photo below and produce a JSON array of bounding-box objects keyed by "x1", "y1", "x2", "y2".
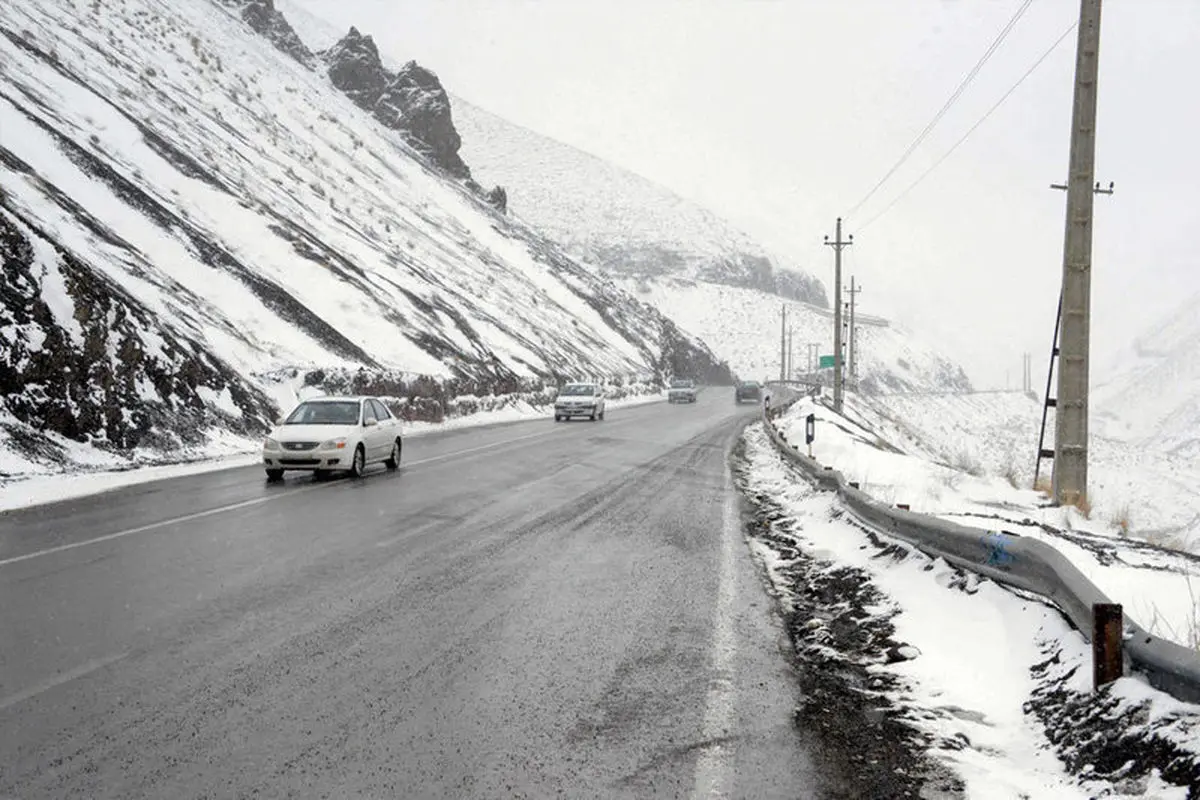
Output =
[{"x1": 759, "y1": 395, "x2": 1200, "y2": 705}]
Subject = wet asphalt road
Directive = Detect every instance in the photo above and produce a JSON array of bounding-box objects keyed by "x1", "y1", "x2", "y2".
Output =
[{"x1": 0, "y1": 393, "x2": 825, "y2": 799}]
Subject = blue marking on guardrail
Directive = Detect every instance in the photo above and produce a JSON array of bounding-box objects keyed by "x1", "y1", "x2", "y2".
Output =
[{"x1": 982, "y1": 531, "x2": 1015, "y2": 567}]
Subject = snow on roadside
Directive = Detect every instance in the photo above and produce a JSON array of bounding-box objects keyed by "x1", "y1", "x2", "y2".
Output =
[
  {"x1": 738, "y1": 423, "x2": 1200, "y2": 798},
  {"x1": 775, "y1": 395, "x2": 1200, "y2": 655},
  {"x1": 855, "y1": 392, "x2": 1200, "y2": 555}
]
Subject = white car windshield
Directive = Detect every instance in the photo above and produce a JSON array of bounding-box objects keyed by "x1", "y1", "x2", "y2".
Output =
[
  {"x1": 670, "y1": 380, "x2": 694, "y2": 388},
  {"x1": 285, "y1": 401, "x2": 361, "y2": 425},
  {"x1": 560, "y1": 385, "x2": 595, "y2": 396}
]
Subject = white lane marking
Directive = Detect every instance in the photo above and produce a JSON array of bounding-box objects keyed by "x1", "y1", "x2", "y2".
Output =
[
  {"x1": 0, "y1": 428, "x2": 568, "y2": 570},
  {"x1": 0, "y1": 484, "x2": 331, "y2": 569},
  {"x1": 402, "y1": 427, "x2": 559, "y2": 467},
  {"x1": 691, "y1": 466, "x2": 740, "y2": 799},
  {"x1": 0, "y1": 651, "x2": 128, "y2": 713}
]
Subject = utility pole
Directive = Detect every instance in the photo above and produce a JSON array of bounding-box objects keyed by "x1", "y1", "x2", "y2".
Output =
[
  {"x1": 845, "y1": 277, "x2": 862, "y2": 383},
  {"x1": 779, "y1": 304, "x2": 787, "y2": 383},
  {"x1": 824, "y1": 218, "x2": 852, "y2": 413},
  {"x1": 1052, "y1": 0, "x2": 1104, "y2": 508},
  {"x1": 788, "y1": 327, "x2": 794, "y2": 381}
]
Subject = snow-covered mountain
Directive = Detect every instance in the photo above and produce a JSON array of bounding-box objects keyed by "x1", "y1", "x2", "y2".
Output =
[
  {"x1": 617, "y1": 278, "x2": 971, "y2": 394},
  {"x1": 451, "y1": 97, "x2": 828, "y2": 306},
  {"x1": 1094, "y1": 291, "x2": 1200, "y2": 457},
  {"x1": 277, "y1": 0, "x2": 979, "y2": 397},
  {"x1": 0, "y1": 0, "x2": 730, "y2": 476}
]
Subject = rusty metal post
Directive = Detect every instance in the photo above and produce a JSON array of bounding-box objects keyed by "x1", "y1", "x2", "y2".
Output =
[{"x1": 1092, "y1": 602, "x2": 1123, "y2": 689}]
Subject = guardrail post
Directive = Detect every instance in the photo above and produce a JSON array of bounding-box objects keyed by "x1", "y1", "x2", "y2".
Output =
[{"x1": 1093, "y1": 603, "x2": 1123, "y2": 690}]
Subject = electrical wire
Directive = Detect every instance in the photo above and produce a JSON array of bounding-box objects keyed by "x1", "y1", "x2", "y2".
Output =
[
  {"x1": 845, "y1": 0, "x2": 1035, "y2": 218},
  {"x1": 858, "y1": 21, "x2": 1078, "y2": 232}
]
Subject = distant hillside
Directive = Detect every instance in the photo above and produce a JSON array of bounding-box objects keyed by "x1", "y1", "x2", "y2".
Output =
[
  {"x1": 449, "y1": 97, "x2": 828, "y2": 307},
  {"x1": 1094, "y1": 291, "x2": 1200, "y2": 457},
  {"x1": 616, "y1": 277, "x2": 971, "y2": 393}
]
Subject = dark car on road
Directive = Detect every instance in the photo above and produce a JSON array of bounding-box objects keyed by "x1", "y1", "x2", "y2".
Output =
[{"x1": 734, "y1": 380, "x2": 763, "y2": 404}]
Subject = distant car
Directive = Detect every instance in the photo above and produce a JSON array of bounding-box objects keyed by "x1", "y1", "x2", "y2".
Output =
[
  {"x1": 734, "y1": 380, "x2": 763, "y2": 404},
  {"x1": 554, "y1": 383, "x2": 606, "y2": 422},
  {"x1": 262, "y1": 396, "x2": 402, "y2": 481},
  {"x1": 667, "y1": 378, "x2": 698, "y2": 404}
]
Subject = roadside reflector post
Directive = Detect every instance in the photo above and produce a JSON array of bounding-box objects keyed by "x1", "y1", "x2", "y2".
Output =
[
  {"x1": 1093, "y1": 603, "x2": 1124, "y2": 690},
  {"x1": 805, "y1": 413, "x2": 815, "y2": 458}
]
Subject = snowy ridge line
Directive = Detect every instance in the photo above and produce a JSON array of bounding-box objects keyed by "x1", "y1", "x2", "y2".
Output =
[{"x1": 759, "y1": 390, "x2": 1200, "y2": 705}]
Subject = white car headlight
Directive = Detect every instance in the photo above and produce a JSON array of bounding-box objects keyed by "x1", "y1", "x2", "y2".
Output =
[
  {"x1": 264, "y1": 437, "x2": 280, "y2": 449},
  {"x1": 320, "y1": 437, "x2": 348, "y2": 450}
]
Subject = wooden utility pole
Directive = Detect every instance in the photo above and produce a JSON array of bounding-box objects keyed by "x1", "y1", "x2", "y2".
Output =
[
  {"x1": 1053, "y1": 0, "x2": 1104, "y2": 508},
  {"x1": 845, "y1": 277, "x2": 862, "y2": 383},
  {"x1": 824, "y1": 218, "x2": 852, "y2": 413}
]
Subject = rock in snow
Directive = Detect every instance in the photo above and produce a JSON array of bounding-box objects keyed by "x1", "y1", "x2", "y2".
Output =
[{"x1": 323, "y1": 26, "x2": 470, "y2": 180}]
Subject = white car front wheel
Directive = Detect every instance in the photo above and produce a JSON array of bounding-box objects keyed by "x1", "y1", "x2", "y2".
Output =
[{"x1": 349, "y1": 444, "x2": 366, "y2": 478}]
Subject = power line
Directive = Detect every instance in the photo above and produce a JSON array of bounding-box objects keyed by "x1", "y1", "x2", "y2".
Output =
[
  {"x1": 845, "y1": 0, "x2": 1034, "y2": 218},
  {"x1": 859, "y1": 21, "x2": 1078, "y2": 232}
]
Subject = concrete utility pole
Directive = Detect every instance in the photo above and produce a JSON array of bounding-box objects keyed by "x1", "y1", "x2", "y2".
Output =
[
  {"x1": 779, "y1": 304, "x2": 787, "y2": 383},
  {"x1": 845, "y1": 277, "x2": 862, "y2": 383},
  {"x1": 788, "y1": 327, "x2": 794, "y2": 381},
  {"x1": 1052, "y1": 0, "x2": 1104, "y2": 508},
  {"x1": 824, "y1": 218, "x2": 852, "y2": 413}
]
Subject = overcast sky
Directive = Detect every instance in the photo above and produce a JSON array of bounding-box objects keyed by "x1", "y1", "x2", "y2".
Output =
[{"x1": 283, "y1": 0, "x2": 1200, "y2": 388}]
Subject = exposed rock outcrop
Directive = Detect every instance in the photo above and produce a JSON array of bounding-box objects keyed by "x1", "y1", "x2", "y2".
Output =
[
  {"x1": 219, "y1": 0, "x2": 314, "y2": 67},
  {"x1": 486, "y1": 185, "x2": 508, "y2": 214},
  {"x1": 0, "y1": 205, "x2": 275, "y2": 462},
  {"x1": 324, "y1": 27, "x2": 470, "y2": 179}
]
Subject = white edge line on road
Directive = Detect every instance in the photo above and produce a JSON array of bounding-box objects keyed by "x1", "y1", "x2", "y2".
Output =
[
  {"x1": 0, "y1": 651, "x2": 128, "y2": 713},
  {"x1": 691, "y1": 463, "x2": 740, "y2": 799},
  {"x1": 0, "y1": 427, "x2": 566, "y2": 569}
]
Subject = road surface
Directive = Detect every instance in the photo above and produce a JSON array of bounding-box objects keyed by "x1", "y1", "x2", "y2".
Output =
[{"x1": 0, "y1": 392, "x2": 827, "y2": 798}]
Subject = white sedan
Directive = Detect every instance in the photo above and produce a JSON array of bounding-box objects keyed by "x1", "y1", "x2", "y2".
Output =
[
  {"x1": 553, "y1": 383, "x2": 606, "y2": 422},
  {"x1": 262, "y1": 396, "x2": 402, "y2": 481}
]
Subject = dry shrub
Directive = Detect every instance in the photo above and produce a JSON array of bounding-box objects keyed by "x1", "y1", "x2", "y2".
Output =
[
  {"x1": 1109, "y1": 504, "x2": 1133, "y2": 538},
  {"x1": 952, "y1": 449, "x2": 984, "y2": 478},
  {"x1": 1071, "y1": 493, "x2": 1093, "y2": 520}
]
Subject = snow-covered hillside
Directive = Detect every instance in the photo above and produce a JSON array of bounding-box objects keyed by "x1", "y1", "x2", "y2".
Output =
[
  {"x1": 275, "y1": 0, "x2": 987, "y2": 400},
  {"x1": 617, "y1": 277, "x2": 971, "y2": 393},
  {"x1": 451, "y1": 98, "x2": 828, "y2": 306},
  {"x1": 0, "y1": 0, "x2": 729, "y2": 476},
  {"x1": 855, "y1": 391, "x2": 1200, "y2": 554},
  {"x1": 1094, "y1": 290, "x2": 1200, "y2": 457}
]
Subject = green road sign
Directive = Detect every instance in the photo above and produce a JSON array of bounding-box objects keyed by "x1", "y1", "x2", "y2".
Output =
[{"x1": 818, "y1": 355, "x2": 836, "y2": 369}]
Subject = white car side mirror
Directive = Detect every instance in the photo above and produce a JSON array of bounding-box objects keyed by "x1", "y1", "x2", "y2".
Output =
[{"x1": 363, "y1": 419, "x2": 377, "y2": 428}]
